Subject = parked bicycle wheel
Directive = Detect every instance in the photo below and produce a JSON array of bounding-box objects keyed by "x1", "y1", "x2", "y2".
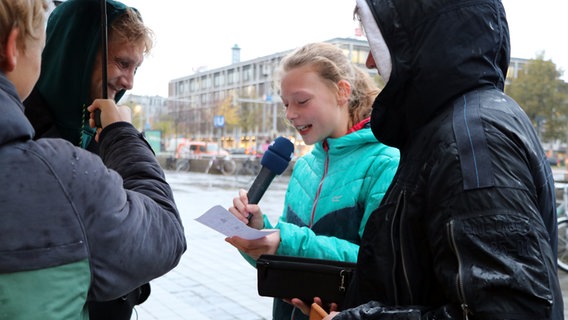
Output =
[
  {"x1": 220, "y1": 159, "x2": 237, "y2": 176},
  {"x1": 238, "y1": 157, "x2": 261, "y2": 176},
  {"x1": 165, "y1": 156, "x2": 176, "y2": 170},
  {"x1": 176, "y1": 159, "x2": 190, "y2": 172},
  {"x1": 557, "y1": 217, "x2": 568, "y2": 272}
]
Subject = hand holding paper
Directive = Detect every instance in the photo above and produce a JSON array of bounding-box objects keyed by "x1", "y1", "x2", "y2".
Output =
[{"x1": 195, "y1": 205, "x2": 276, "y2": 240}]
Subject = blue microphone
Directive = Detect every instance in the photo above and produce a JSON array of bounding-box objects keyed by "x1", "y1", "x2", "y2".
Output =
[{"x1": 247, "y1": 137, "x2": 294, "y2": 220}]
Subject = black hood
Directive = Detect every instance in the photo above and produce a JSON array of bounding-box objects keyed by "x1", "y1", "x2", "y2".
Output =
[
  {"x1": 363, "y1": 0, "x2": 510, "y2": 148},
  {"x1": 33, "y1": 0, "x2": 131, "y2": 147}
]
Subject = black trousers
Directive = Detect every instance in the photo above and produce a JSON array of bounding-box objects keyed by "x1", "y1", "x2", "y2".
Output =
[{"x1": 89, "y1": 283, "x2": 151, "y2": 320}]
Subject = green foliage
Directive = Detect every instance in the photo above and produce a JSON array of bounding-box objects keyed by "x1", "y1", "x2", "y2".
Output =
[
  {"x1": 505, "y1": 54, "x2": 568, "y2": 142},
  {"x1": 214, "y1": 95, "x2": 239, "y2": 131},
  {"x1": 233, "y1": 89, "x2": 263, "y2": 133},
  {"x1": 238, "y1": 103, "x2": 262, "y2": 133},
  {"x1": 151, "y1": 120, "x2": 174, "y2": 137}
]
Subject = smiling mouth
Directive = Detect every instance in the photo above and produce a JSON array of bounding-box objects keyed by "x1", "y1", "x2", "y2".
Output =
[{"x1": 296, "y1": 124, "x2": 312, "y2": 133}]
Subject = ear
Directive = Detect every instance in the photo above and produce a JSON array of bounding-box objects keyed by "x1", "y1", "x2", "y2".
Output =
[
  {"x1": 2, "y1": 28, "x2": 20, "y2": 72},
  {"x1": 337, "y1": 80, "x2": 352, "y2": 105}
]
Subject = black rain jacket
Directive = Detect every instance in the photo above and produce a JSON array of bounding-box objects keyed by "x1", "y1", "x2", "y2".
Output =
[{"x1": 338, "y1": 0, "x2": 564, "y2": 319}]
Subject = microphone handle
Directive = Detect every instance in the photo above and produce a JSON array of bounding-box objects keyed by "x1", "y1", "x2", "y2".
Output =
[
  {"x1": 248, "y1": 166, "x2": 277, "y2": 204},
  {"x1": 94, "y1": 109, "x2": 102, "y2": 128}
]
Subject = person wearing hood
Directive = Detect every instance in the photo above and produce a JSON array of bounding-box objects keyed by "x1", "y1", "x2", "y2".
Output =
[
  {"x1": 0, "y1": 0, "x2": 186, "y2": 319},
  {"x1": 22, "y1": 0, "x2": 157, "y2": 318},
  {"x1": 24, "y1": 0, "x2": 152, "y2": 153},
  {"x1": 293, "y1": 0, "x2": 563, "y2": 319}
]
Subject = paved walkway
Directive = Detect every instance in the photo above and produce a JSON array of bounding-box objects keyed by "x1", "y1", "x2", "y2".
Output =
[{"x1": 130, "y1": 172, "x2": 286, "y2": 319}]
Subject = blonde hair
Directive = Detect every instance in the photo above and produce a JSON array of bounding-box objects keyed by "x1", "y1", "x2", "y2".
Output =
[
  {"x1": 278, "y1": 42, "x2": 379, "y2": 124},
  {"x1": 110, "y1": 7, "x2": 154, "y2": 55},
  {"x1": 0, "y1": 0, "x2": 48, "y2": 64}
]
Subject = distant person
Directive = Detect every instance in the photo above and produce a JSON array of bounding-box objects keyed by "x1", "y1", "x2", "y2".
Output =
[
  {"x1": 295, "y1": 0, "x2": 563, "y2": 319},
  {"x1": 22, "y1": 0, "x2": 159, "y2": 318},
  {"x1": 0, "y1": 0, "x2": 186, "y2": 319},
  {"x1": 226, "y1": 42, "x2": 400, "y2": 320},
  {"x1": 259, "y1": 138, "x2": 271, "y2": 154}
]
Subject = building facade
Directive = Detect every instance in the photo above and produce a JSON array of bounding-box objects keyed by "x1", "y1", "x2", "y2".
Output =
[
  {"x1": 165, "y1": 37, "x2": 376, "y2": 151},
  {"x1": 123, "y1": 38, "x2": 527, "y2": 154}
]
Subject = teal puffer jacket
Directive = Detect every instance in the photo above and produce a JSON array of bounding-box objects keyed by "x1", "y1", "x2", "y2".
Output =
[{"x1": 267, "y1": 125, "x2": 399, "y2": 262}]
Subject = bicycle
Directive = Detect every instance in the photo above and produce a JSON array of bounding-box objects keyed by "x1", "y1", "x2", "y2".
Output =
[
  {"x1": 557, "y1": 184, "x2": 568, "y2": 272},
  {"x1": 164, "y1": 156, "x2": 177, "y2": 171},
  {"x1": 232, "y1": 155, "x2": 262, "y2": 186},
  {"x1": 175, "y1": 158, "x2": 191, "y2": 172},
  {"x1": 205, "y1": 155, "x2": 237, "y2": 176},
  {"x1": 237, "y1": 156, "x2": 261, "y2": 176}
]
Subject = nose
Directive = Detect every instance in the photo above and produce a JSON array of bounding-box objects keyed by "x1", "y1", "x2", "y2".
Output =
[
  {"x1": 119, "y1": 69, "x2": 135, "y2": 91},
  {"x1": 365, "y1": 51, "x2": 376, "y2": 70},
  {"x1": 285, "y1": 104, "x2": 297, "y2": 122}
]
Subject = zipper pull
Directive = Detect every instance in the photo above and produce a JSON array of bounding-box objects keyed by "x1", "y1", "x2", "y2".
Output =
[
  {"x1": 461, "y1": 303, "x2": 470, "y2": 320},
  {"x1": 339, "y1": 270, "x2": 346, "y2": 292}
]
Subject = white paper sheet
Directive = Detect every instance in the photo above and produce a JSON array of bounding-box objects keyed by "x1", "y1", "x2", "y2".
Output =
[{"x1": 195, "y1": 205, "x2": 276, "y2": 240}]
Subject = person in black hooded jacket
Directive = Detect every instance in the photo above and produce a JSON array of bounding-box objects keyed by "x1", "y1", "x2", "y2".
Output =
[{"x1": 293, "y1": 0, "x2": 564, "y2": 319}]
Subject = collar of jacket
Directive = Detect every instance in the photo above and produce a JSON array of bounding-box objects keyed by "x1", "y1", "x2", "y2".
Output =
[
  {"x1": 0, "y1": 73, "x2": 35, "y2": 145},
  {"x1": 317, "y1": 126, "x2": 377, "y2": 157}
]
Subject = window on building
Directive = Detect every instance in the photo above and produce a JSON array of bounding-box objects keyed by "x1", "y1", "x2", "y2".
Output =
[
  {"x1": 227, "y1": 69, "x2": 234, "y2": 84},
  {"x1": 243, "y1": 66, "x2": 252, "y2": 82},
  {"x1": 183, "y1": 80, "x2": 189, "y2": 94},
  {"x1": 259, "y1": 83, "x2": 265, "y2": 97},
  {"x1": 204, "y1": 76, "x2": 211, "y2": 89},
  {"x1": 214, "y1": 72, "x2": 224, "y2": 87}
]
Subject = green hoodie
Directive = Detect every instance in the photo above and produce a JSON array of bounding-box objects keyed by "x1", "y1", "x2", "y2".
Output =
[{"x1": 33, "y1": 0, "x2": 132, "y2": 148}]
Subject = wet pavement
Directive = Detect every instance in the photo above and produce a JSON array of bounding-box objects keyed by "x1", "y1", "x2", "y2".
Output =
[
  {"x1": 131, "y1": 171, "x2": 285, "y2": 319},
  {"x1": 131, "y1": 171, "x2": 568, "y2": 319}
]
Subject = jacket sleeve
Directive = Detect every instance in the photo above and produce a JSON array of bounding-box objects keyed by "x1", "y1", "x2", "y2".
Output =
[
  {"x1": 333, "y1": 301, "x2": 458, "y2": 320},
  {"x1": 75, "y1": 123, "x2": 186, "y2": 300}
]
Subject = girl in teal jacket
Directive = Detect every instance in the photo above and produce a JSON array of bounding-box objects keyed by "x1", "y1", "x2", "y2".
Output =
[{"x1": 227, "y1": 42, "x2": 399, "y2": 320}]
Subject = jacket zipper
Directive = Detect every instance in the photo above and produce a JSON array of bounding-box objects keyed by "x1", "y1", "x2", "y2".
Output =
[
  {"x1": 397, "y1": 189, "x2": 414, "y2": 304},
  {"x1": 448, "y1": 220, "x2": 470, "y2": 320},
  {"x1": 309, "y1": 141, "x2": 329, "y2": 227},
  {"x1": 390, "y1": 190, "x2": 404, "y2": 304}
]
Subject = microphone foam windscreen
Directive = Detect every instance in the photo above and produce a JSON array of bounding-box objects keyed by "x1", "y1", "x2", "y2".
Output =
[{"x1": 261, "y1": 137, "x2": 295, "y2": 174}]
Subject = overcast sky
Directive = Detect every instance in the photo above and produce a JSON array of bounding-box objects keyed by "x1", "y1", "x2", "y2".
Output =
[{"x1": 117, "y1": 0, "x2": 568, "y2": 97}]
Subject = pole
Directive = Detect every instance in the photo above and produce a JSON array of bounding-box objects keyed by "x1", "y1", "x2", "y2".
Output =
[
  {"x1": 100, "y1": 0, "x2": 108, "y2": 99},
  {"x1": 94, "y1": 0, "x2": 108, "y2": 127}
]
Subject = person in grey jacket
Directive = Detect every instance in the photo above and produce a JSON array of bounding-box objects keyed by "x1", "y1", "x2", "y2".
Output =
[
  {"x1": 0, "y1": 0, "x2": 186, "y2": 318},
  {"x1": 296, "y1": 0, "x2": 563, "y2": 319},
  {"x1": 23, "y1": 0, "x2": 157, "y2": 316}
]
